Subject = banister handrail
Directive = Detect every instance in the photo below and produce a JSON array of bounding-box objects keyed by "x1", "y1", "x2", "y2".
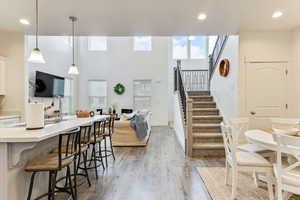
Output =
[
  {"x1": 209, "y1": 35, "x2": 229, "y2": 80},
  {"x1": 177, "y1": 63, "x2": 187, "y2": 123}
]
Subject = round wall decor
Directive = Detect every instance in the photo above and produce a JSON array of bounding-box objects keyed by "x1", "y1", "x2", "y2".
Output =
[
  {"x1": 114, "y1": 83, "x2": 125, "y2": 95},
  {"x1": 219, "y1": 59, "x2": 230, "y2": 77}
]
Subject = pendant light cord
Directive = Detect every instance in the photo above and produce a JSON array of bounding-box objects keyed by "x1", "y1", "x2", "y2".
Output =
[
  {"x1": 72, "y1": 19, "x2": 75, "y2": 65},
  {"x1": 35, "y1": 0, "x2": 38, "y2": 49}
]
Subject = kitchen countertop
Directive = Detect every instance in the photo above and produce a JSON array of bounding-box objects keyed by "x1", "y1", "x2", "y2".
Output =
[
  {"x1": 0, "y1": 115, "x2": 20, "y2": 120},
  {"x1": 0, "y1": 115, "x2": 108, "y2": 143}
]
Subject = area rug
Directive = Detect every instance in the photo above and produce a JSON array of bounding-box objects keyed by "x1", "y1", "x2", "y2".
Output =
[{"x1": 197, "y1": 167, "x2": 300, "y2": 200}]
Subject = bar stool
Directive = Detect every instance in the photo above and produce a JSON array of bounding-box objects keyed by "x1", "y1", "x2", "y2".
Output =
[
  {"x1": 25, "y1": 130, "x2": 79, "y2": 200},
  {"x1": 102, "y1": 115, "x2": 116, "y2": 167},
  {"x1": 86, "y1": 120, "x2": 106, "y2": 179},
  {"x1": 51, "y1": 124, "x2": 93, "y2": 197}
]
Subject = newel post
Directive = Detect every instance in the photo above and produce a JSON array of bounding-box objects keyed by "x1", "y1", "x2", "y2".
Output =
[{"x1": 186, "y1": 98, "x2": 193, "y2": 157}]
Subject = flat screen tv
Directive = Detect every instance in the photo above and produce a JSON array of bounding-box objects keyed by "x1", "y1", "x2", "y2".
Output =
[{"x1": 34, "y1": 71, "x2": 65, "y2": 97}]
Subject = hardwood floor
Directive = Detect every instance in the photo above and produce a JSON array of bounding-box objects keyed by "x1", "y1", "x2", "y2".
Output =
[{"x1": 77, "y1": 126, "x2": 225, "y2": 200}]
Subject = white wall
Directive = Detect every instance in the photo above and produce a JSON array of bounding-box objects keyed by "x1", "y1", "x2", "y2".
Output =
[
  {"x1": 210, "y1": 35, "x2": 239, "y2": 122},
  {"x1": 78, "y1": 37, "x2": 169, "y2": 126},
  {"x1": 173, "y1": 93, "x2": 185, "y2": 150},
  {"x1": 291, "y1": 28, "x2": 300, "y2": 116},
  {"x1": 0, "y1": 30, "x2": 25, "y2": 118}
]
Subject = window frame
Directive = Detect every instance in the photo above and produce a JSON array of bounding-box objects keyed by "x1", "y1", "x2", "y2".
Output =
[
  {"x1": 133, "y1": 79, "x2": 152, "y2": 110},
  {"x1": 133, "y1": 36, "x2": 152, "y2": 52},
  {"x1": 172, "y1": 36, "x2": 209, "y2": 60},
  {"x1": 87, "y1": 36, "x2": 108, "y2": 51},
  {"x1": 88, "y1": 79, "x2": 108, "y2": 110},
  {"x1": 63, "y1": 77, "x2": 73, "y2": 115}
]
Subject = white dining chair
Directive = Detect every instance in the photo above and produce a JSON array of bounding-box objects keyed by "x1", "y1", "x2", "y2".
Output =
[
  {"x1": 270, "y1": 118, "x2": 300, "y2": 130},
  {"x1": 273, "y1": 133, "x2": 300, "y2": 200},
  {"x1": 221, "y1": 123, "x2": 275, "y2": 200},
  {"x1": 229, "y1": 118, "x2": 270, "y2": 154}
]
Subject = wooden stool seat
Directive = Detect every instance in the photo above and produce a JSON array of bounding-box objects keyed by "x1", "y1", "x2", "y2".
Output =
[
  {"x1": 25, "y1": 153, "x2": 74, "y2": 172},
  {"x1": 51, "y1": 145, "x2": 88, "y2": 154}
]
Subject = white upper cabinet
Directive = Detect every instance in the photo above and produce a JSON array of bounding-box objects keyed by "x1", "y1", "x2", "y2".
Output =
[{"x1": 0, "y1": 56, "x2": 6, "y2": 95}]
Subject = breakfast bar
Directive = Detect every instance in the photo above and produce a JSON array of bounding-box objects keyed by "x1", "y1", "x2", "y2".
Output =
[{"x1": 0, "y1": 115, "x2": 107, "y2": 200}]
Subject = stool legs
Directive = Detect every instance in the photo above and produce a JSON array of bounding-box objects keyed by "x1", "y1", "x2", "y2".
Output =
[
  {"x1": 82, "y1": 151, "x2": 91, "y2": 186},
  {"x1": 98, "y1": 141, "x2": 105, "y2": 171},
  {"x1": 104, "y1": 137, "x2": 108, "y2": 167},
  {"x1": 67, "y1": 166, "x2": 76, "y2": 200},
  {"x1": 27, "y1": 172, "x2": 36, "y2": 200},
  {"x1": 73, "y1": 159, "x2": 77, "y2": 199},
  {"x1": 109, "y1": 135, "x2": 115, "y2": 161}
]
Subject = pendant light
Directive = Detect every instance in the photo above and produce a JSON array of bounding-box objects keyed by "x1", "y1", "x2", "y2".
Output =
[
  {"x1": 28, "y1": 0, "x2": 45, "y2": 63},
  {"x1": 68, "y1": 16, "x2": 79, "y2": 75}
]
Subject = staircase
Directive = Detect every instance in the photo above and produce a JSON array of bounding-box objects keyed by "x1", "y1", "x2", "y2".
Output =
[
  {"x1": 174, "y1": 35, "x2": 228, "y2": 158},
  {"x1": 187, "y1": 91, "x2": 224, "y2": 157}
]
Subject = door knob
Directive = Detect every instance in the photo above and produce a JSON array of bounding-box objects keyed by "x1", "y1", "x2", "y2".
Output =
[{"x1": 250, "y1": 111, "x2": 256, "y2": 115}]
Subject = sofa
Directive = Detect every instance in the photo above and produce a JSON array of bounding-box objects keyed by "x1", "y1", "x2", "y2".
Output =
[{"x1": 112, "y1": 111, "x2": 151, "y2": 147}]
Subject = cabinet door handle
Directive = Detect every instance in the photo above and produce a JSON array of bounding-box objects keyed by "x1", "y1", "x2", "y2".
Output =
[{"x1": 250, "y1": 111, "x2": 256, "y2": 115}]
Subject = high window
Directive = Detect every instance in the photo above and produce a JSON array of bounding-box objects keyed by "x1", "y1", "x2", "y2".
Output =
[
  {"x1": 63, "y1": 78, "x2": 73, "y2": 114},
  {"x1": 133, "y1": 80, "x2": 152, "y2": 110},
  {"x1": 88, "y1": 36, "x2": 107, "y2": 51},
  {"x1": 88, "y1": 80, "x2": 107, "y2": 110},
  {"x1": 134, "y1": 36, "x2": 152, "y2": 51},
  {"x1": 172, "y1": 36, "x2": 208, "y2": 59}
]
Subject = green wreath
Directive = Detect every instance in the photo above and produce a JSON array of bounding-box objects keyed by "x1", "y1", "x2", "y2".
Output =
[{"x1": 114, "y1": 83, "x2": 125, "y2": 95}]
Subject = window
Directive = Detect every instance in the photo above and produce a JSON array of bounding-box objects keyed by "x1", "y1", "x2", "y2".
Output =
[
  {"x1": 190, "y1": 36, "x2": 206, "y2": 59},
  {"x1": 133, "y1": 80, "x2": 152, "y2": 110},
  {"x1": 134, "y1": 36, "x2": 152, "y2": 51},
  {"x1": 88, "y1": 36, "x2": 107, "y2": 51},
  {"x1": 208, "y1": 36, "x2": 218, "y2": 55},
  {"x1": 88, "y1": 80, "x2": 107, "y2": 110},
  {"x1": 172, "y1": 36, "x2": 208, "y2": 59},
  {"x1": 172, "y1": 36, "x2": 188, "y2": 59},
  {"x1": 63, "y1": 78, "x2": 73, "y2": 114}
]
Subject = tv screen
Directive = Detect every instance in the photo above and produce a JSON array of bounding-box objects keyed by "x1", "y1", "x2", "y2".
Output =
[{"x1": 34, "y1": 71, "x2": 65, "y2": 97}]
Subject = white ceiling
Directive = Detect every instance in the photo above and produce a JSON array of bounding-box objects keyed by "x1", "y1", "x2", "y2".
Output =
[{"x1": 0, "y1": 0, "x2": 300, "y2": 36}]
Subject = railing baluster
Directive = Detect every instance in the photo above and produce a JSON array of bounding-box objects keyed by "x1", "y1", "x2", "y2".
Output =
[{"x1": 181, "y1": 70, "x2": 209, "y2": 91}]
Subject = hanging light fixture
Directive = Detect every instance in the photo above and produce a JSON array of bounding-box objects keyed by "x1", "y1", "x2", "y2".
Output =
[
  {"x1": 68, "y1": 16, "x2": 79, "y2": 75},
  {"x1": 28, "y1": 0, "x2": 45, "y2": 63}
]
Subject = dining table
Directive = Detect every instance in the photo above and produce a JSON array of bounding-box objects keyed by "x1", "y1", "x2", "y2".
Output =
[{"x1": 245, "y1": 128, "x2": 300, "y2": 151}]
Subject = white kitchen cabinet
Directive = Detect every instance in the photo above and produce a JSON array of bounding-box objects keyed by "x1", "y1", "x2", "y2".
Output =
[{"x1": 0, "y1": 56, "x2": 6, "y2": 95}]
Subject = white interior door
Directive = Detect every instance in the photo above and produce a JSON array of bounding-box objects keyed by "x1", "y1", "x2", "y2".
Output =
[{"x1": 246, "y1": 62, "x2": 288, "y2": 128}]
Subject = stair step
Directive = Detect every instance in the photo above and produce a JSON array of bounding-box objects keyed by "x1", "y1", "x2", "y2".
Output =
[
  {"x1": 192, "y1": 143, "x2": 224, "y2": 150},
  {"x1": 187, "y1": 91, "x2": 210, "y2": 96},
  {"x1": 193, "y1": 132, "x2": 223, "y2": 138},
  {"x1": 192, "y1": 108, "x2": 219, "y2": 116},
  {"x1": 193, "y1": 132, "x2": 223, "y2": 143},
  {"x1": 193, "y1": 102, "x2": 216, "y2": 109},
  {"x1": 192, "y1": 123, "x2": 221, "y2": 133},
  {"x1": 189, "y1": 96, "x2": 213, "y2": 102},
  {"x1": 192, "y1": 116, "x2": 223, "y2": 124},
  {"x1": 192, "y1": 143, "x2": 225, "y2": 157}
]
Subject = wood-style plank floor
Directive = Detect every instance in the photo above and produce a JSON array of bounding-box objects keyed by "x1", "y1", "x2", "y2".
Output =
[{"x1": 77, "y1": 126, "x2": 225, "y2": 200}]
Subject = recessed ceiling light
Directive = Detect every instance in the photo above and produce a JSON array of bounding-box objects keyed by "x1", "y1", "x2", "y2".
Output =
[
  {"x1": 197, "y1": 13, "x2": 207, "y2": 21},
  {"x1": 19, "y1": 19, "x2": 30, "y2": 25},
  {"x1": 272, "y1": 11, "x2": 283, "y2": 19}
]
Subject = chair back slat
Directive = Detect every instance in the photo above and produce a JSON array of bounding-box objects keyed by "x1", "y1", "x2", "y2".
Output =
[
  {"x1": 274, "y1": 134, "x2": 300, "y2": 184},
  {"x1": 221, "y1": 123, "x2": 238, "y2": 164},
  {"x1": 93, "y1": 120, "x2": 106, "y2": 142},
  {"x1": 58, "y1": 130, "x2": 79, "y2": 169},
  {"x1": 107, "y1": 115, "x2": 115, "y2": 135},
  {"x1": 229, "y1": 118, "x2": 249, "y2": 144},
  {"x1": 80, "y1": 124, "x2": 92, "y2": 146}
]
